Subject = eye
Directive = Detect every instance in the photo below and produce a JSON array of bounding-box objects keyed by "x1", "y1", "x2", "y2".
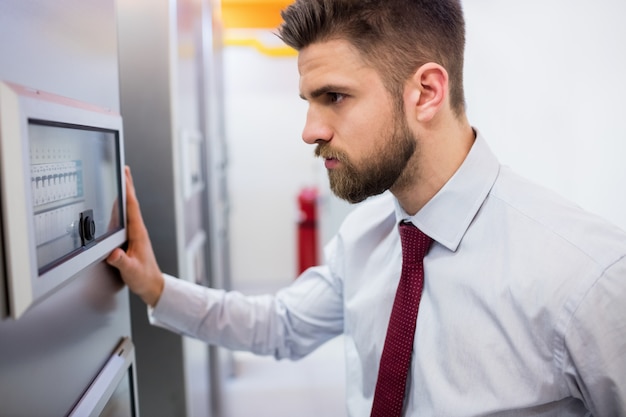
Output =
[{"x1": 327, "y1": 92, "x2": 346, "y2": 104}]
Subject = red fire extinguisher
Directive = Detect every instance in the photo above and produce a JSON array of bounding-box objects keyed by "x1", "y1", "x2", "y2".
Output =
[{"x1": 297, "y1": 187, "x2": 319, "y2": 275}]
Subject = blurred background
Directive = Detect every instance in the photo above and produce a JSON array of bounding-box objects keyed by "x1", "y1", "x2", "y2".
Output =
[
  {"x1": 226, "y1": 0, "x2": 626, "y2": 291},
  {"x1": 0, "y1": 0, "x2": 624, "y2": 416}
]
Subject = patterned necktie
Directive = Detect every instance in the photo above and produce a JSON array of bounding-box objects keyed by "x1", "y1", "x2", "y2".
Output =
[{"x1": 370, "y1": 221, "x2": 433, "y2": 417}]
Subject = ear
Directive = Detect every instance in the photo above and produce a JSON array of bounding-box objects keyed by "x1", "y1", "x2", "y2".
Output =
[{"x1": 404, "y1": 63, "x2": 449, "y2": 123}]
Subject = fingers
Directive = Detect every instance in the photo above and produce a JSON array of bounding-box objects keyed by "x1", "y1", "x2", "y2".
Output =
[
  {"x1": 124, "y1": 166, "x2": 140, "y2": 223},
  {"x1": 108, "y1": 165, "x2": 146, "y2": 271},
  {"x1": 106, "y1": 247, "x2": 126, "y2": 268},
  {"x1": 109, "y1": 165, "x2": 164, "y2": 306},
  {"x1": 124, "y1": 166, "x2": 150, "y2": 242},
  {"x1": 125, "y1": 165, "x2": 134, "y2": 197}
]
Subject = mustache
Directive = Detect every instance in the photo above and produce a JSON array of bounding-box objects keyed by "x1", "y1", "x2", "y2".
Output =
[{"x1": 314, "y1": 143, "x2": 345, "y2": 161}]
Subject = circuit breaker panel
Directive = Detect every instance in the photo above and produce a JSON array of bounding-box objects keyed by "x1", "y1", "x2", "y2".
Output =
[{"x1": 0, "y1": 81, "x2": 126, "y2": 319}]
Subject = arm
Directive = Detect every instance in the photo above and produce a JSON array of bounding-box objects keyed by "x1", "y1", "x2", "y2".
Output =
[
  {"x1": 107, "y1": 166, "x2": 344, "y2": 358},
  {"x1": 562, "y1": 257, "x2": 626, "y2": 416},
  {"x1": 152, "y1": 266, "x2": 344, "y2": 359},
  {"x1": 106, "y1": 166, "x2": 164, "y2": 307}
]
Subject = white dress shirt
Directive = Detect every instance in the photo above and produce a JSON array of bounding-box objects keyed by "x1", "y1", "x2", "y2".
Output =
[{"x1": 151, "y1": 132, "x2": 626, "y2": 416}]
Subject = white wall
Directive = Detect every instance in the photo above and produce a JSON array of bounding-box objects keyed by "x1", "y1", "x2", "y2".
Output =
[
  {"x1": 224, "y1": 45, "x2": 320, "y2": 290},
  {"x1": 224, "y1": 1, "x2": 626, "y2": 291},
  {"x1": 463, "y1": 0, "x2": 626, "y2": 231}
]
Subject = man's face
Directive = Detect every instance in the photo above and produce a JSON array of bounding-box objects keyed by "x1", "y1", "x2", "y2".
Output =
[{"x1": 298, "y1": 39, "x2": 416, "y2": 203}]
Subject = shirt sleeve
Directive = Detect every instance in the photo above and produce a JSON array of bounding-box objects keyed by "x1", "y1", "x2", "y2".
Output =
[
  {"x1": 562, "y1": 255, "x2": 626, "y2": 416},
  {"x1": 149, "y1": 266, "x2": 344, "y2": 360}
]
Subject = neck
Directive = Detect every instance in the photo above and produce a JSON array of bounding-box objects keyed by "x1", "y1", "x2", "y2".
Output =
[{"x1": 391, "y1": 114, "x2": 475, "y2": 215}]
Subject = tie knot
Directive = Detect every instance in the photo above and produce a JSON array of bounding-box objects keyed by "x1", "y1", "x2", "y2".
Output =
[{"x1": 399, "y1": 221, "x2": 433, "y2": 264}]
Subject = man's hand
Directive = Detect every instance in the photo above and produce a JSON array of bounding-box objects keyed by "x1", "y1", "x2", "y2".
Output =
[{"x1": 107, "y1": 166, "x2": 164, "y2": 307}]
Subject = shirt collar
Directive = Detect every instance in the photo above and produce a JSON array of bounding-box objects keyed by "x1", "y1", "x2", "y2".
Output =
[{"x1": 394, "y1": 130, "x2": 500, "y2": 251}]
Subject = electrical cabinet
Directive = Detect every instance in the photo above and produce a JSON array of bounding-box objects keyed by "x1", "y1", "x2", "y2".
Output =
[
  {"x1": 0, "y1": 2, "x2": 137, "y2": 416},
  {"x1": 0, "y1": 81, "x2": 126, "y2": 318}
]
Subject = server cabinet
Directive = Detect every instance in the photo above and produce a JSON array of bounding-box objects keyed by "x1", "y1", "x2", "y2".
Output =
[
  {"x1": 118, "y1": 0, "x2": 230, "y2": 415},
  {"x1": 0, "y1": 1, "x2": 136, "y2": 416}
]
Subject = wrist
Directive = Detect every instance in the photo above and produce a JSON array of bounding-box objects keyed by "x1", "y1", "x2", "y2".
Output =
[{"x1": 142, "y1": 273, "x2": 164, "y2": 307}]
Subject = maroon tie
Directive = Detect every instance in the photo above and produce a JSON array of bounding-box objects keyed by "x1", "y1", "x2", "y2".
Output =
[{"x1": 370, "y1": 221, "x2": 433, "y2": 417}]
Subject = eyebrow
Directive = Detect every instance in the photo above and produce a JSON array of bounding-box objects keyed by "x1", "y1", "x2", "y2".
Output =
[{"x1": 299, "y1": 84, "x2": 345, "y2": 101}]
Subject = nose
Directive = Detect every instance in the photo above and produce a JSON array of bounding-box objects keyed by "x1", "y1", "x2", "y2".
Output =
[{"x1": 302, "y1": 106, "x2": 332, "y2": 145}]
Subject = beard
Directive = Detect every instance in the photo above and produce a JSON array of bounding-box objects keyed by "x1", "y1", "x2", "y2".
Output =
[{"x1": 315, "y1": 116, "x2": 416, "y2": 204}]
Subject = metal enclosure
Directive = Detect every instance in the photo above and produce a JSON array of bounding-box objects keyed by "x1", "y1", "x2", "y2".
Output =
[
  {"x1": 118, "y1": 0, "x2": 231, "y2": 415},
  {"x1": 0, "y1": 1, "x2": 137, "y2": 416}
]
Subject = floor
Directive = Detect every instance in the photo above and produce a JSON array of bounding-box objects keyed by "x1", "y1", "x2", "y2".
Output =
[{"x1": 219, "y1": 334, "x2": 347, "y2": 417}]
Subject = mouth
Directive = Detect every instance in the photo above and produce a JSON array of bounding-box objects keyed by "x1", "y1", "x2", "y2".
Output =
[
  {"x1": 324, "y1": 157, "x2": 340, "y2": 169},
  {"x1": 315, "y1": 144, "x2": 342, "y2": 169}
]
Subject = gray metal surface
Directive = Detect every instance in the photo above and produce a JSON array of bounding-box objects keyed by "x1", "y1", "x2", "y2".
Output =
[
  {"x1": 0, "y1": 1, "x2": 134, "y2": 415},
  {"x1": 118, "y1": 0, "x2": 220, "y2": 415},
  {"x1": 0, "y1": 196, "x2": 6, "y2": 318},
  {"x1": 117, "y1": 0, "x2": 188, "y2": 414}
]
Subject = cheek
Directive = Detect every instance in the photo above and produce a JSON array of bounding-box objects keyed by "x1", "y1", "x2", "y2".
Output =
[{"x1": 341, "y1": 104, "x2": 391, "y2": 146}]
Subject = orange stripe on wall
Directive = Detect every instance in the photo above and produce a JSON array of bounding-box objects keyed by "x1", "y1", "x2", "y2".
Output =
[{"x1": 221, "y1": 0, "x2": 294, "y2": 29}]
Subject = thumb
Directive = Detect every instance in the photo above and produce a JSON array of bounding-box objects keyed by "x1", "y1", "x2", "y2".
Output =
[{"x1": 106, "y1": 248, "x2": 129, "y2": 271}]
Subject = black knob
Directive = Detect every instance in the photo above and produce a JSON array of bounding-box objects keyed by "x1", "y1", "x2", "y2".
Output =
[
  {"x1": 84, "y1": 216, "x2": 95, "y2": 241},
  {"x1": 79, "y1": 209, "x2": 96, "y2": 246}
]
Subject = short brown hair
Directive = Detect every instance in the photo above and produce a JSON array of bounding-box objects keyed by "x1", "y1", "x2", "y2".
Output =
[{"x1": 277, "y1": 0, "x2": 466, "y2": 116}]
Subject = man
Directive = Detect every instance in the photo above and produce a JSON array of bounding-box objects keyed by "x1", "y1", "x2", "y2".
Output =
[{"x1": 107, "y1": 0, "x2": 626, "y2": 415}]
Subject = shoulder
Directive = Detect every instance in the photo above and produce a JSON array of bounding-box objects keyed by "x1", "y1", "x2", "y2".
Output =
[{"x1": 489, "y1": 166, "x2": 626, "y2": 267}]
